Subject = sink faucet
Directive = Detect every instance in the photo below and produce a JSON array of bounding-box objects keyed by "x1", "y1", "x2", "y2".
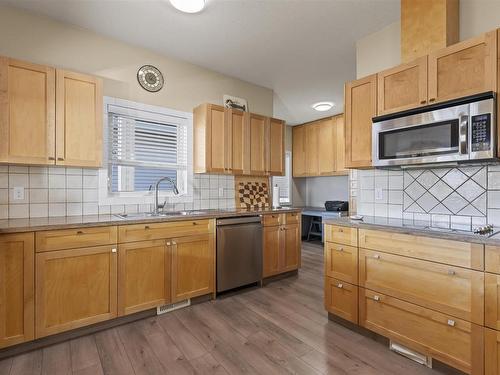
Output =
[{"x1": 150, "y1": 177, "x2": 179, "y2": 215}]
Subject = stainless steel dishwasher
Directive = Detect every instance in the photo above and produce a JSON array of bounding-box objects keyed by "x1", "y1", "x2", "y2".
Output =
[{"x1": 216, "y1": 216, "x2": 262, "y2": 293}]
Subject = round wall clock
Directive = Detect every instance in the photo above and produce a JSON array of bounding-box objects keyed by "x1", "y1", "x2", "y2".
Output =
[{"x1": 137, "y1": 65, "x2": 164, "y2": 92}]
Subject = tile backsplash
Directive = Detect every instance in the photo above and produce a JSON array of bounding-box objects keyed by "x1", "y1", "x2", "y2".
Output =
[
  {"x1": 350, "y1": 165, "x2": 500, "y2": 228},
  {"x1": 0, "y1": 166, "x2": 235, "y2": 219}
]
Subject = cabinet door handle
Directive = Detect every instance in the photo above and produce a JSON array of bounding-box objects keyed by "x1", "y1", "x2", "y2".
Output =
[
  {"x1": 57, "y1": 157, "x2": 65, "y2": 161},
  {"x1": 172, "y1": 241, "x2": 177, "y2": 245},
  {"x1": 145, "y1": 225, "x2": 150, "y2": 230},
  {"x1": 338, "y1": 228, "x2": 343, "y2": 233},
  {"x1": 337, "y1": 247, "x2": 344, "y2": 252},
  {"x1": 373, "y1": 295, "x2": 380, "y2": 302},
  {"x1": 372, "y1": 254, "x2": 380, "y2": 259},
  {"x1": 429, "y1": 98, "x2": 436, "y2": 102},
  {"x1": 192, "y1": 222, "x2": 198, "y2": 225},
  {"x1": 76, "y1": 230, "x2": 84, "y2": 235},
  {"x1": 336, "y1": 283, "x2": 343, "y2": 289},
  {"x1": 420, "y1": 100, "x2": 427, "y2": 104},
  {"x1": 167, "y1": 242, "x2": 171, "y2": 246},
  {"x1": 48, "y1": 156, "x2": 56, "y2": 161},
  {"x1": 447, "y1": 319, "x2": 455, "y2": 327},
  {"x1": 111, "y1": 248, "x2": 117, "y2": 253}
]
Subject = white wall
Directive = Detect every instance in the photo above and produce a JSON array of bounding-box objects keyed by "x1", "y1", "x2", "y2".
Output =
[
  {"x1": 356, "y1": 1, "x2": 500, "y2": 79},
  {"x1": 292, "y1": 175, "x2": 349, "y2": 208}
]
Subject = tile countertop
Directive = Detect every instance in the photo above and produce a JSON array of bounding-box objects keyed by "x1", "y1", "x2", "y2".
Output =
[
  {"x1": 323, "y1": 215, "x2": 500, "y2": 247},
  {"x1": 0, "y1": 207, "x2": 302, "y2": 234}
]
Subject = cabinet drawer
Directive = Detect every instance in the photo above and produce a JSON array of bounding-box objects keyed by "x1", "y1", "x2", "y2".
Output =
[
  {"x1": 359, "y1": 249, "x2": 484, "y2": 325},
  {"x1": 119, "y1": 219, "x2": 213, "y2": 243},
  {"x1": 325, "y1": 242, "x2": 357, "y2": 284},
  {"x1": 285, "y1": 212, "x2": 299, "y2": 225},
  {"x1": 36, "y1": 226, "x2": 117, "y2": 252},
  {"x1": 324, "y1": 225, "x2": 358, "y2": 246},
  {"x1": 359, "y1": 288, "x2": 483, "y2": 375},
  {"x1": 262, "y1": 213, "x2": 282, "y2": 227},
  {"x1": 325, "y1": 277, "x2": 358, "y2": 324},
  {"x1": 359, "y1": 229, "x2": 484, "y2": 270},
  {"x1": 486, "y1": 246, "x2": 500, "y2": 274}
]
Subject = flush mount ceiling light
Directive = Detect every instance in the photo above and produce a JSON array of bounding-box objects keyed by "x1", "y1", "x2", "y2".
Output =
[
  {"x1": 312, "y1": 101, "x2": 335, "y2": 112},
  {"x1": 169, "y1": 0, "x2": 205, "y2": 13}
]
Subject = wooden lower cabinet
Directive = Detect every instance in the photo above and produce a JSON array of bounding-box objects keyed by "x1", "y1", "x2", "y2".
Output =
[
  {"x1": 359, "y1": 288, "x2": 484, "y2": 375},
  {"x1": 0, "y1": 233, "x2": 34, "y2": 349},
  {"x1": 486, "y1": 328, "x2": 500, "y2": 375},
  {"x1": 171, "y1": 234, "x2": 215, "y2": 302},
  {"x1": 118, "y1": 240, "x2": 170, "y2": 316},
  {"x1": 486, "y1": 273, "x2": 500, "y2": 331},
  {"x1": 359, "y1": 248, "x2": 484, "y2": 325},
  {"x1": 263, "y1": 219, "x2": 301, "y2": 278},
  {"x1": 282, "y1": 223, "x2": 300, "y2": 272},
  {"x1": 325, "y1": 277, "x2": 357, "y2": 323},
  {"x1": 263, "y1": 225, "x2": 281, "y2": 277},
  {"x1": 35, "y1": 245, "x2": 118, "y2": 338}
]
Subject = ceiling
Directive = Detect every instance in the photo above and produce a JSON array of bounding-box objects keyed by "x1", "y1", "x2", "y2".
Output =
[{"x1": 2, "y1": 0, "x2": 400, "y2": 124}]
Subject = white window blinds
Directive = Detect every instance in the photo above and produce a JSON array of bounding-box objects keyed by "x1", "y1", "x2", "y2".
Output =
[{"x1": 272, "y1": 151, "x2": 292, "y2": 204}]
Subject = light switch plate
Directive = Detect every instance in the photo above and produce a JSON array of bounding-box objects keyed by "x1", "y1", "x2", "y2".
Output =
[
  {"x1": 13, "y1": 186, "x2": 25, "y2": 200},
  {"x1": 375, "y1": 188, "x2": 384, "y2": 201}
]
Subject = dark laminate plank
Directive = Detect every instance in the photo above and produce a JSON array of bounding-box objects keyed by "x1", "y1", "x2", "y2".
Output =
[
  {"x1": 41, "y1": 342, "x2": 72, "y2": 375},
  {"x1": 189, "y1": 353, "x2": 230, "y2": 375},
  {"x1": 94, "y1": 328, "x2": 135, "y2": 375},
  {"x1": 0, "y1": 356, "x2": 13, "y2": 375},
  {"x1": 9, "y1": 351, "x2": 42, "y2": 375},
  {"x1": 69, "y1": 335, "x2": 103, "y2": 375}
]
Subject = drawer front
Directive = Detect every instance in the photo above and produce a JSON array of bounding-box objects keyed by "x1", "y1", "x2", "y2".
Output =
[
  {"x1": 325, "y1": 242, "x2": 358, "y2": 284},
  {"x1": 359, "y1": 288, "x2": 483, "y2": 375},
  {"x1": 359, "y1": 248, "x2": 484, "y2": 325},
  {"x1": 486, "y1": 245, "x2": 500, "y2": 274},
  {"x1": 485, "y1": 273, "x2": 500, "y2": 330},
  {"x1": 325, "y1": 277, "x2": 358, "y2": 323},
  {"x1": 285, "y1": 212, "x2": 300, "y2": 225},
  {"x1": 324, "y1": 225, "x2": 358, "y2": 246},
  {"x1": 118, "y1": 219, "x2": 213, "y2": 243},
  {"x1": 485, "y1": 327, "x2": 500, "y2": 375},
  {"x1": 262, "y1": 213, "x2": 282, "y2": 227},
  {"x1": 359, "y1": 229, "x2": 484, "y2": 270},
  {"x1": 36, "y1": 226, "x2": 117, "y2": 252}
]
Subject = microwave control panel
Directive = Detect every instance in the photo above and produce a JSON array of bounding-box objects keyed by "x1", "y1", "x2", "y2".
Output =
[{"x1": 471, "y1": 114, "x2": 491, "y2": 152}]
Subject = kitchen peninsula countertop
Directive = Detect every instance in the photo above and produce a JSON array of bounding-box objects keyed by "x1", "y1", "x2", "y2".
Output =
[
  {"x1": 323, "y1": 215, "x2": 500, "y2": 246},
  {"x1": 0, "y1": 207, "x2": 302, "y2": 234}
]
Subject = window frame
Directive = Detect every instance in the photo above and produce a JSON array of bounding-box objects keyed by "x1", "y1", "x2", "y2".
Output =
[
  {"x1": 99, "y1": 97, "x2": 193, "y2": 206},
  {"x1": 272, "y1": 151, "x2": 292, "y2": 206}
]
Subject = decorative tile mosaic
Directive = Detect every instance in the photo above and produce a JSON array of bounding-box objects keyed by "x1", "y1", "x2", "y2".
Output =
[
  {"x1": 403, "y1": 167, "x2": 487, "y2": 217},
  {"x1": 237, "y1": 182, "x2": 269, "y2": 209}
]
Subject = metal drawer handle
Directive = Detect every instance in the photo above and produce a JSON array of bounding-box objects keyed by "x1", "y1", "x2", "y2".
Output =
[
  {"x1": 338, "y1": 228, "x2": 343, "y2": 233},
  {"x1": 192, "y1": 222, "x2": 198, "y2": 225},
  {"x1": 76, "y1": 230, "x2": 84, "y2": 235},
  {"x1": 447, "y1": 270, "x2": 456, "y2": 276},
  {"x1": 111, "y1": 248, "x2": 117, "y2": 253},
  {"x1": 145, "y1": 225, "x2": 150, "y2": 230},
  {"x1": 337, "y1": 247, "x2": 344, "y2": 252},
  {"x1": 373, "y1": 295, "x2": 380, "y2": 302},
  {"x1": 447, "y1": 319, "x2": 455, "y2": 327},
  {"x1": 336, "y1": 283, "x2": 343, "y2": 289},
  {"x1": 172, "y1": 241, "x2": 177, "y2": 245},
  {"x1": 373, "y1": 254, "x2": 380, "y2": 259},
  {"x1": 167, "y1": 242, "x2": 171, "y2": 246}
]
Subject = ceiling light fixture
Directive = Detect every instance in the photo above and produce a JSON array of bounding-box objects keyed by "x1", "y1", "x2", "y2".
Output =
[
  {"x1": 169, "y1": 0, "x2": 205, "y2": 13},
  {"x1": 312, "y1": 101, "x2": 334, "y2": 112}
]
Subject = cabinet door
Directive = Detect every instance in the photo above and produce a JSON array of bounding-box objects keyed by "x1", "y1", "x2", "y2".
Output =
[
  {"x1": 0, "y1": 233, "x2": 34, "y2": 349},
  {"x1": 377, "y1": 56, "x2": 428, "y2": 115},
  {"x1": 428, "y1": 31, "x2": 497, "y2": 104},
  {"x1": 249, "y1": 113, "x2": 267, "y2": 175},
  {"x1": 206, "y1": 104, "x2": 227, "y2": 173},
  {"x1": 118, "y1": 240, "x2": 170, "y2": 316},
  {"x1": 36, "y1": 245, "x2": 117, "y2": 338},
  {"x1": 55, "y1": 70, "x2": 102, "y2": 167},
  {"x1": 486, "y1": 328, "x2": 500, "y2": 375},
  {"x1": 292, "y1": 125, "x2": 306, "y2": 177},
  {"x1": 268, "y1": 118, "x2": 285, "y2": 176},
  {"x1": 334, "y1": 115, "x2": 347, "y2": 173},
  {"x1": 318, "y1": 118, "x2": 336, "y2": 175},
  {"x1": 305, "y1": 122, "x2": 319, "y2": 176},
  {"x1": 263, "y1": 225, "x2": 281, "y2": 277},
  {"x1": 281, "y1": 223, "x2": 300, "y2": 272},
  {"x1": 226, "y1": 109, "x2": 248, "y2": 174},
  {"x1": 0, "y1": 57, "x2": 55, "y2": 165},
  {"x1": 345, "y1": 74, "x2": 377, "y2": 168},
  {"x1": 486, "y1": 273, "x2": 500, "y2": 330},
  {"x1": 171, "y1": 234, "x2": 214, "y2": 302}
]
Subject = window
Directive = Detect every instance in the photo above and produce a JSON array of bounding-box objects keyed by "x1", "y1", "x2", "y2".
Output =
[
  {"x1": 102, "y1": 97, "x2": 193, "y2": 204},
  {"x1": 272, "y1": 151, "x2": 292, "y2": 205}
]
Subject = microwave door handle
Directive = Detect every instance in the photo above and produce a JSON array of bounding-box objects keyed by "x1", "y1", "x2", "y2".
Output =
[{"x1": 459, "y1": 115, "x2": 469, "y2": 155}]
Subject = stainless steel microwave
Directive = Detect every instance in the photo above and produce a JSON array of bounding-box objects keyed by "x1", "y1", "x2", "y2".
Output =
[{"x1": 372, "y1": 93, "x2": 496, "y2": 167}]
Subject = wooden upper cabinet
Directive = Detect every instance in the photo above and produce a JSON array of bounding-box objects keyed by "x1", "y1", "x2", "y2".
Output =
[
  {"x1": 249, "y1": 113, "x2": 267, "y2": 175},
  {"x1": 226, "y1": 109, "x2": 248, "y2": 175},
  {"x1": 334, "y1": 115, "x2": 347, "y2": 173},
  {"x1": 345, "y1": 74, "x2": 377, "y2": 168},
  {"x1": 305, "y1": 122, "x2": 319, "y2": 175},
  {"x1": 268, "y1": 118, "x2": 285, "y2": 176},
  {"x1": 318, "y1": 118, "x2": 336, "y2": 175},
  {"x1": 0, "y1": 233, "x2": 34, "y2": 349},
  {"x1": 56, "y1": 70, "x2": 102, "y2": 167},
  {"x1": 0, "y1": 57, "x2": 55, "y2": 165},
  {"x1": 292, "y1": 125, "x2": 306, "y2": 177},
  {"x1": 377, "y1": 56, "x2": 428, "y2": 115},
  {"x1": 428, "y1": 30, "x2": 497, "y2": 104}
]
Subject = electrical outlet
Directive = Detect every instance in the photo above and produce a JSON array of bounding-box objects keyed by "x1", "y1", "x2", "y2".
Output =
[
  {"x1": 375, "y1": 188, "x2": 384, "y2": 201},
  {"x1": 13, "y1": 186, "x2": 25, "y2": 201},
  {"x1": 218, "y1": 187, "x2": 224, "y2": 198}
]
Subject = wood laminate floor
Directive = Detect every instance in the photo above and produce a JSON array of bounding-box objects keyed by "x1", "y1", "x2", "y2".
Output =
[{"x1": 0, "y1": 241, "x2": 441, "y2": 375}]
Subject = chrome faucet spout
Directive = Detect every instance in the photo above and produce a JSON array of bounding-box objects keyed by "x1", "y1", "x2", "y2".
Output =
[{"x1": 153, "y1": 176, "x2": 179, "y2": 215}]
